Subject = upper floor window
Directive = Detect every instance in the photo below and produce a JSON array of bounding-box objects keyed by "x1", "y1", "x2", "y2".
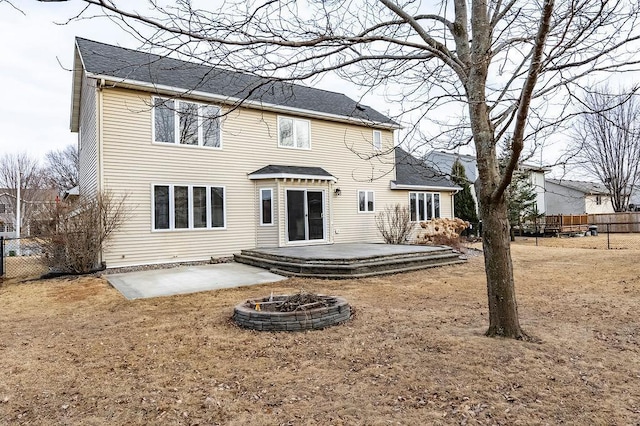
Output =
[
  {"x1": 153, "y1": 97, "x2": 221, "y2": 148},
  {"x1": 595, "y1": 195, "x2": 602, "y2": 205},
  {"x1": 0, "y1": 203, "x2": 5, "y2": 214},
  {"x1": 373, "y1": 130, "x2": 382, "y2": 151},
  {"x1": 278, "y1": 116, "x2": 310, "y2": 149},
  {"x1": 358, "y1": 190, "x2": 375, "y2": 213},
  {"x1": 409, "y1": 192, "x2": 440, "y2": 221}
]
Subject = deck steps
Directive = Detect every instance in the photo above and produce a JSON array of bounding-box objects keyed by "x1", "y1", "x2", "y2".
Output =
[{"x1": 234, "y1": 246, "x2": 465, "y2": 279}]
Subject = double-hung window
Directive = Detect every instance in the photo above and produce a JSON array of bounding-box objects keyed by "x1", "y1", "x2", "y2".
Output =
[
  {"x1": 153, "y1": 184, "x2": 225, "y2": 230},
  {"x1": 409, "y1": 192, "x2": 441, "y2": 221},
  {"x1": 153, "y1": 97, "x2": 221, "y2": 148},
  {"x1": 358, "y1": 190, "x2": 375, "y2": 213},
  {"x1": 278, "y1": 116, "x2": 310, "y2": 149},
  {"x1": 373, "y1": 130, "x2": 382, "y2": 151}
]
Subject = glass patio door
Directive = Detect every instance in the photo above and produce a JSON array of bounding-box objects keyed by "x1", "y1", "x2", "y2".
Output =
[{"x1": 286, "y1": 190, "x2": 325, "y2": 242}]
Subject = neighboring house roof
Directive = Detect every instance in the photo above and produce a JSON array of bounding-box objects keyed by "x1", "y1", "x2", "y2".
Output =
[
  {"x1": 546, "y1": 179, "x2": 610, "y2": 195},
  {"x1": 72, "y1": 38, "x2": 398, "y2": 132},
  {"x1": 391, "y1": 147, "x2": 461, "y2": 191},
  {"x1": 248, "y1": 165, "x2": 336, "y2": 182},
  {"x1": 425, "y1": 150, "x2": 550, "y2": 184},
  {"x1": 425, "y1": 151, "x2": 479, "y2": 183},
  {"x1": 62, "y1": 186, "x2": 80, "y2": 201}
]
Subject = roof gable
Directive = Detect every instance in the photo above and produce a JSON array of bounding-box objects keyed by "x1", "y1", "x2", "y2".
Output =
[{"x1": 73, "y1": 38, "x2": 397, "y2": 128}]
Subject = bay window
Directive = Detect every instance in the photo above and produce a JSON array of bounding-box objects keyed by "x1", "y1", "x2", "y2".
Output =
[{"x1": 409, "y1": 192, "x2": 440, "y2": 221}]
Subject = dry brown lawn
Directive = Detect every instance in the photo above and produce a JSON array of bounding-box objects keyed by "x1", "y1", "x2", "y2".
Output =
[{"x1": 1, "y1": 244, "x2": 639, "y2": 425}]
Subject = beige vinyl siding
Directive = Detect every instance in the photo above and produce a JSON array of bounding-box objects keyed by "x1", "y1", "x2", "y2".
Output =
[
  {"x1": 256, "y1": 183, "x2": 278, "y2": 247},
  {"x1": 100, "y1": 87, "x2": 396, "y2": 267},
  {"x1": 78, "y1": 73, "x2": 98, "y2": 196}
]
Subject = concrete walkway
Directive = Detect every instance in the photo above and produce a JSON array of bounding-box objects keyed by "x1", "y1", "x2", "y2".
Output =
[{"x1": 106, "y1": 263, "x2": 287, "y2": 300}]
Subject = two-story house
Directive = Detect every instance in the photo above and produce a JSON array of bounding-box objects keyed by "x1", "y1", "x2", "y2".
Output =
[{"x1": 70, "y1": 38, "x2": 459, "y2": 268}]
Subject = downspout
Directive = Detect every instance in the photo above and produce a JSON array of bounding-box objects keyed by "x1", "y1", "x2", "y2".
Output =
[
  {"x1": 97, "y1": 78, "x2": 105, "y2": 265},
  {"x1": 97, "y1": 78, "x2": 105, "y2": 193}
]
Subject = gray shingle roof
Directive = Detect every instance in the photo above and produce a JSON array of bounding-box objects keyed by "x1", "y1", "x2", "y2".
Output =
[
  {"x1": 547, "y1": 179, "x2": 609, "y2": 195},
  {"x1": 248, "y1": 165, "x2": 337, "y2": 182},
  {"x1": 393, "y1": 147, "x2": 459, "y2": 190},
  {"x1": 249, "y1": 165, "x2": 334, "y2": 178},
  {"x1": 75, "y1": 38, "x2": 396, "y2": 126}
]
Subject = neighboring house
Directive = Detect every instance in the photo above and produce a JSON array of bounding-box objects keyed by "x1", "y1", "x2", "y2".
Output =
[
  {"x1": 545, "y1": 179, "x2": 614, "y2": 215},
  {"x1": 0, "y1": 188, "x2": 58, "y2": 238},
  {"x1": 70, "y1": 38, "x2": 460, "y2": 268},
  {"x1": 425, "y1": 151, "x2": 549, "y2": 215},
  {"x1": 627, "y1": 185, "x2": 640, "y2": 211},
  {"x1": 0, "y1": 191, "x2": 16, "y2": 238}
]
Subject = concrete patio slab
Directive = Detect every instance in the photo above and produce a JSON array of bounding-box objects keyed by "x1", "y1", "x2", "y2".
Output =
[{"x1": 106, "y1": 263, "x2": 287, "y2": 300}]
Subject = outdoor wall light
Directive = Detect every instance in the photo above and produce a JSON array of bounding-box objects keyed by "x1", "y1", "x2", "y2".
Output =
[{"x1": 334, "y1": 188, "x2": 342, "y2": 196}]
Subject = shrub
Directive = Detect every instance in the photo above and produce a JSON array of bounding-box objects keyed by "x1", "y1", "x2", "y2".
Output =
[
  {"x1": 375, "y1": 204, "x2": 414, "y2": 244},
  {"x1": 39, "y1": 191, "x2": 128, "y2": 274}
]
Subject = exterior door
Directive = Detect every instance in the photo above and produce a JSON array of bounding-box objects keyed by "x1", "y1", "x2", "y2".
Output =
[{"x1": 286, "y1": 189, "x2": 324, "y2": 242}]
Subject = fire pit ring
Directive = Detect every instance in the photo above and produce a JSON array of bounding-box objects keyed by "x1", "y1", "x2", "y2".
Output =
[{"x1": 233, "y1": 294, "x2": 351, "y2": 331}]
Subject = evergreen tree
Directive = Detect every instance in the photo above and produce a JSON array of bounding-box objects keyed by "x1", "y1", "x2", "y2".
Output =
[
  {"x1": 451, "y1": 159, "x2": 479, "y2": 224},
  {"x1": 498, "y1": 152, "x2": 539, "y2": 239}
]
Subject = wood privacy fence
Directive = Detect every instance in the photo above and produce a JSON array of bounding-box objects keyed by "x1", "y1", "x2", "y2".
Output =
[
  {"x1": 587, "y1": 212, "x2": 640, "y2": 233},
  {"x1": 542, "y1": 213, "x2": 640, "y2": 233}
]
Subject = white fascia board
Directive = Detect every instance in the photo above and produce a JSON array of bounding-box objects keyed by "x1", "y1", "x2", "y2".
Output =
[
  {"x1": 86, "y1": 72, "x2": 402, "y2": 130},
  {"x1": 248, "y1": 173, "x2": 337, "y2": 182},
  {"x1": 390, "y1": 182, "x2": 462, "y2": 192},
  {"x1": 70, "y1": 45, "x2": 86, "y2": 133}
]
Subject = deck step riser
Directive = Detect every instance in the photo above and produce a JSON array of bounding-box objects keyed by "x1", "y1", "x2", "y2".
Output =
[
  {"x1": 238, "y1": 248, "x2": 457, "y2": 265},
  {"x1": 234, "y1": 252, "x2": 464, "y2": 278}
]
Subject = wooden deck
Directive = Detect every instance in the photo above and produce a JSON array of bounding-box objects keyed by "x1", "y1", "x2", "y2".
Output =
[{"x1": 543, "y1": 214, "x2": 589, "y2": 235}]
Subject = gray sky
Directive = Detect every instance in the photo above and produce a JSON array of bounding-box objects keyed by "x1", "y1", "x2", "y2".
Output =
[
  {"x1": 0, "y1": 2, "x2": 136, "y2": 159},
  {"x1": 1, "y1": 1, "x2": 635, "y2": 179},
  {"x1": 0, "y1": 1, "x2": 389, "y2": 162}
]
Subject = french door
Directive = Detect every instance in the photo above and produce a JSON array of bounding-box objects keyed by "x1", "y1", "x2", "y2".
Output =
[{"x1": 286, "y1": 189, "x2": 325, "y2": 242}]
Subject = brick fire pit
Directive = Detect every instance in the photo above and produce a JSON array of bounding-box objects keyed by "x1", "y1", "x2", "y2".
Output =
[{"x1": 233, "y1": 293, "x2": 351, "y2": 331}]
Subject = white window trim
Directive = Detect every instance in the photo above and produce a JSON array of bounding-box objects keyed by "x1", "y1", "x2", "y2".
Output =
[
  {"x1": 277, "y1": 115, "x2": 312, "y2": 150},
  {"x1": 409, "y1": 191, "x2": 441, "y2": 222},
  {"x1": 259, "y1": 188, "x2": 274, "y2": 226},
  {"x1": 357, "y1": 190, "x2": 375, "y2": 213},
  {"x1": 373, "y1": 130, "x2": 382, "y2": 151},
  {"x1": 151, "y1": 183, "x2": 227, "y2": 232},
  {"x1": 151, "y1": 96, "x2": 223, "y2": 149}
]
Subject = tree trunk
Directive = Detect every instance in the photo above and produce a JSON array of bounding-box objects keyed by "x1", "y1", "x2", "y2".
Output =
[{"x1": 479, "y1": 195, "x2": 526, "y2": 339}]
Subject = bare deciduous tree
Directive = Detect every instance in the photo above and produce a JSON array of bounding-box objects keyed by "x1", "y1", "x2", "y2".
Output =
[
  {"x1": 45, "y1": 144, "x2": 79, "y2": 192},
  {"x1": 571, "y1": 89, "x2": 640, "y2": 212},
  {"x1": 0, "y1": 152, "x2": 50, "y2": 236},
  {"x1": 40, "y1": 191, "x2": 128, "y2": 274},
  {"x1": 45, "y1": 0, "x2": 640, "y2": 338}
]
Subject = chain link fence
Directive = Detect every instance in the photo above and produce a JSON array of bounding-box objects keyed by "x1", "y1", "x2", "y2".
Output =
[{"x1": 0, "y1": 237, "x2": 48, "y2": 280}]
